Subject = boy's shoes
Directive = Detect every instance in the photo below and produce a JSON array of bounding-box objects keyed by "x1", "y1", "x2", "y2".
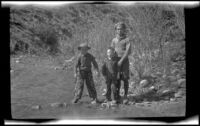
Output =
[
  {"x1": 91, "y1": 100, "x2": 97, "y2": 104},
  {"x1": 91, "y1": 98, "x2": 99, "y2": 104},
  {"x1": 72, "y1": 98, "x2": 79, "y2": 104}
]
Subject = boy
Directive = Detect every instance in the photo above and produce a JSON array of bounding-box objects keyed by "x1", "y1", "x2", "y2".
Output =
[
  {"x1": 72, "y1": 43, "x2": 100, "y2": 104},
  {"x1": 111, "y1": 22, "x2": 132, "y2": 104},
  {"x1": 101, "y1": 47, "x2": 120, "y2": 104}
]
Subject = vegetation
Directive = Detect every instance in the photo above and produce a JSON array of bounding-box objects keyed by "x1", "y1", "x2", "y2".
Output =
[{"x1": 10, "y1": 4, "x2": 185, "y2": 89}]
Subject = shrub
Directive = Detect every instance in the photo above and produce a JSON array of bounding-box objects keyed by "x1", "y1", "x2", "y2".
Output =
[{"x1": 31, "y1": 23, "x2": 60, "y2": 56}]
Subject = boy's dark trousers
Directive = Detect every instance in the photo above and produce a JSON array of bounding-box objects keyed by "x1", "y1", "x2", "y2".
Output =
[
  {"x1": 74, "y1": 70, "x2": 97, "y2": 101},
  {"x1": 105, "y1": 78, "x2": 118, "y2": 101},
  {"x1": 116, "y1": 58, "x2": 130, "y2": 100},
  {"x1": 116, "y1": 76, "x2": 129, "y2": 99}
]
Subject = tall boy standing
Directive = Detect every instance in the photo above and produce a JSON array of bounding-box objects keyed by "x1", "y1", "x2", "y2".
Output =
[{"x1": 111, "y1": 22, "x2": 132, "y2": 104}]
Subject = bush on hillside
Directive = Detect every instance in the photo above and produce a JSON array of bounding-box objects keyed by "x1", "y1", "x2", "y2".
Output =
[{"x1": 31, "y1": 23, "x2": 60, "y2": 56}]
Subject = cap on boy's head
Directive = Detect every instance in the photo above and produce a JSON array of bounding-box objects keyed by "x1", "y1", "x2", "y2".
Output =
[
  {"x1": 78, "y1": 43, "x2": 91, "y2": 50},
  {"x1": 115, "y1": 22, "x2": 127, "y2": 30}
]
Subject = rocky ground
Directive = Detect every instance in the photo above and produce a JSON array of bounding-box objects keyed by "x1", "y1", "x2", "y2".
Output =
[{"x1": 10, "y1": 55, "x2": 186, "y2": 119}]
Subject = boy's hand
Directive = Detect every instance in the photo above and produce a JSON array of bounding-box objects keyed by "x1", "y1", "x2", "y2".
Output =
[{"x1": 118, "y1": 60, "x2": 122, "y2": 67}]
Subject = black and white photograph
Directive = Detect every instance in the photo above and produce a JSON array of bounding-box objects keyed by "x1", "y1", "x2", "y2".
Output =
[{"x1": 2, "y1": 1, "x2": 199, "y2": 125}]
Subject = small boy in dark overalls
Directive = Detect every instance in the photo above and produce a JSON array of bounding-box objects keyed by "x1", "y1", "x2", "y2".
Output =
[
  {"x1": 101, "y1": 47, "x2": 120, "y2": 104},
  {"x1": 72, "y1": 43, "x2": 100, "y2": 104}
]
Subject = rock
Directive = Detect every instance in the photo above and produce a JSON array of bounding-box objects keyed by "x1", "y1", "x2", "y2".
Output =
[
  {"x1": 162, "y1": 89, "x2": 171, "y2": 94},
  {"x1": 139, "y1": 79, "x2": 149, "y2": 88},
  {"x1": 135, "y1": 103, "x2": 145, "y2": 107},
  {"x1": 15, "y1": 60, "x2": 20, "y2": 63},
  {"x1": 174, "y1": 91, "x2": 184, "y2": 98},
  {"x1": 10, "y1": 70, "x2": 14, "y2": 73},
  {"x1": 160, "y1": 89, "x2": 174, "y2": 97},
  {"x1": 101, "y1": 103, "x2": 107, "y2": 108},
  {"x1": 171, "y1": 69, "x2": 179, "y2": 75},
  {"x1": 54, "y1": 67, "x2": 60, "y2": 70},
  {"x1": 172, "y1": 62, "x2": 178, "y2": 67},
  {"x1": 176, "y1": 74, "x2": 182, "y2": 80},
  {"x1": 149, "y1": 86, "x2": 155, "y2": 90},
  {"x1": 50, "y1": 102, "x2": 66, "y2": 108},
  {"x1": 101, "y1": 102, "x2": 111, "y2": 108},
  {"x1": 167, "y1": 76, "x2": 177, "y2": 82},
  {"x1": 170, "y1": 98, "x2": 176, "y2": 102},
  {"x1": 129, "y1": 81, "x2": 135, "y2": 88},
  {"x1": 143, "y1": 101, "x2": 151, "y2": 105},
  {"x1": 156, "y1": 71, "x2": 162, "y2": 76},
  {"x1": 162, "y1": 74, "x2": 167, "y2": 79},
  {"x1": 31, "y1": 105, "x2": 41, "y2": 110},
  {"x1": 123, "y1": 99, "x2": 129, "y2": 104},
  {"x1": 171, "y1": 81, "x2": 178, "y2": 86},
  {"x1": 164, "y1": 96, "x2": 170, "y2": 100},
  {"x1": 127, "y1": 94, "x2": 136, "y2": 97},
  {"x1": 128, "y1": 101, "x2": 135, "y2": 105},
  {"x1": 177, "y1": 78, "x2": 186, "y2": 88}
]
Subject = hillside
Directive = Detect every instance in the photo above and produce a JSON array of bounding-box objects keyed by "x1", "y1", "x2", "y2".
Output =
[
  {"x1": 10, "y1": 3, "x2": 185, "y2": 82},
  {"x1": 10, "y1": 4, "x2": 185, "y2": 55}
]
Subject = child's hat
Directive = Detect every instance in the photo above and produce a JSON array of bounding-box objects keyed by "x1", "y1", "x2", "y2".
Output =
[{"x1": 78, "y1": 43, "x2": 91, "y2": 50}]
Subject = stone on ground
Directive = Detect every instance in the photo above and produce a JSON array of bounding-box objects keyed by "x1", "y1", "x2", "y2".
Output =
[
  {"x1": 31, "y1": 105, "x2": 41, "y2": 110},
  {"x1": 139, "y1": 79, "x2": 149, "y2": 88},
  {"x1": 162, "y1": 89, "x2": 171, "y2": 94},
  {"x1": 177, "y1": 78, "x2": 186, "y2": 88},
  {"x1": 15, "y1": 60, "x2": 20, "y2": 63},
  {"x1": 135, "y1": 103, "x2": 145, "y2": 107},
  {"x1": 167, "y1": 76, "x2": 177, "y2": 82},
  {"x1": 170, "y1": 98, "x2": 176, "y2": 102},
  {"x1": 50, "y1": 102, "x2": 67, "y2": 108},
  {"x1": 174, "y1": 90, "x2": 184, "y2": 98},
  {"x1": 171, "y1": 69, "x2": 179, "y2": 75},
  {"x1": 101, "y1": 102, "x2": 111, "y2": 109}
]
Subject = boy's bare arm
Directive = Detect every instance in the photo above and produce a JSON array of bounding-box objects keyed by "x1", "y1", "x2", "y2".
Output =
[
  {"x1": 91, "y1": 55, "x2": 99, "y2": 71},
  {"x1": 91, "y1": 56, "x2": 101, "y2": 78},
  {"x1": 74, "y1": 57, "x2": 80, "y2": 76},
  {"x1": 118, "y1": 40, "x2": 131, "y2": 65},
  {"x1": 111, "y1": 39, "x2": 115, "y2": 48}
]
